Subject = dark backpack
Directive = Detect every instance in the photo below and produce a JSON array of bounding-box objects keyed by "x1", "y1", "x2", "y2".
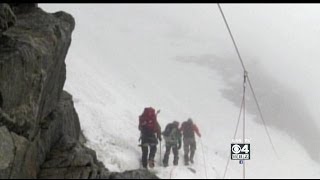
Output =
[
  {"x1": 162, "y1": 123, "x2": 174, "y2": 137},
  {"x1": 163, "y1": 123, "x2": 179, "y2": 143},
  {"x1": 139, "y1": 107, "x2": 157, "y2": 136}
]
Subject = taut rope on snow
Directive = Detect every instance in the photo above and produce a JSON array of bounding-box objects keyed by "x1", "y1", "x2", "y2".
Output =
[
  {"x1": 222, "y1": 71, "x2": 248, "y2": 179},
  {"x1": 247, "y1": 77, "x2": 279, "y2": 159},
  {"x1": 169, "y1": 166, "x2": 177, "y2": 179},
  {"x1": 157, "y1": 109, "x2": 162, "y2": 167},
  {"x1": 222, "y1": 83, "x2": 245, "y2": 179},
  {"x1": 217, "y1": 3, "x2": 279, "y2": 179},
  {"x1": 217, "y1": 3, "x2": 277, "y2": 157},
  {"x1": 242, "y1": 71, "x2": 247, "y2": 179},
  {"x1": 200, "y1": 138, "x2": 208, "y2": 179},
  {"x1": 160, "y1": 139, "x2": 162, "y2": 167}
]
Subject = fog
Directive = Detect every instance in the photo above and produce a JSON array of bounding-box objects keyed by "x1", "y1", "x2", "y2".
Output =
[
  {"x1": 176, "y1": 54, "x2": 320, "y2": 162},
  {"x1": 41, "y1": 3, "x2": 320, "y2": 163}
]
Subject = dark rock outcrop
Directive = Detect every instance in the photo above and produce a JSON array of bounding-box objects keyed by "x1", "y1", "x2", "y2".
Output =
[
  {"x1": 0, "y1": 4, "x2": 106, "y2": 178},
  {"x1": 0, "y1": 3, "x2": 16, "y2": 33},
  {"x1": 37, "y1": 92, "x2": 110, "y2": 179},
  {"x1": 0, "y1": 4, "x2": 73, "y2": 140},
  {"x1": 0, "y1": 4, "x2": 158, "y2": 179},
  {"x1": 109, "y1": 170, "x2": 159, "y2": 179}
]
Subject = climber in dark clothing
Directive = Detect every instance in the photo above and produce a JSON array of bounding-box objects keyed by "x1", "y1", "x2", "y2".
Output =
[
  {"x1": 162, "y1": 121, "x2": 182, "y2": 167},
  {"x1": 180, "y1": 118, "x2": 201, "y2": 165},
  {"x1": 139, "y1": 107, "x2": 161, "y2": 169}
]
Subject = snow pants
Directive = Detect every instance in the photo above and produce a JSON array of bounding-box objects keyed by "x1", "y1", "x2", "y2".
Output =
[
  {"x1": 163, "y1": 143, "x2": 179, "y2": 166},
  {"x1": 141, "y1": 135, "x2": 158, "y2": 168},
  {"x1": 183, "y1": 137, "x2": 196, "y2": 165}
]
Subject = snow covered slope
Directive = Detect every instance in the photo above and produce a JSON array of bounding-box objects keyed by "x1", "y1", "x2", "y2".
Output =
[{"x1": 41, "y1": 4, "x2": 320, "y2": 178}]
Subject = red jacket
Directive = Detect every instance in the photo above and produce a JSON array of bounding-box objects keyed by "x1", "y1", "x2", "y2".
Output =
[{"x1": 180, "y1": 122, "x2": 201, "y2": 138}]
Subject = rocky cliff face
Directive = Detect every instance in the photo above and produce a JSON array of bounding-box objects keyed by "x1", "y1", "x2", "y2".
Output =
[{"x1": 0, "y1": 4, "x2": 157, "y2": 179}]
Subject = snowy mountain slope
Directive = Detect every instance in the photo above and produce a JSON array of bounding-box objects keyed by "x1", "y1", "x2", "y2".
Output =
[{"x1": 41, "y1": 4, "x2": 320, "y2": 178}]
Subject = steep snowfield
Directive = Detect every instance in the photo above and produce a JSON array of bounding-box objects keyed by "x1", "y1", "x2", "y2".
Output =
[{"x1": 41, "y1": 4, "x2": 320, "y2": 178}]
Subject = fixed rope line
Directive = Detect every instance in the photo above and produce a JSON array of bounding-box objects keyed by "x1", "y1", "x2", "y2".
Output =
[
  {"x1": 217, "y1": 4, "x2": 246, "y2": 72},
  {"x1": 170, "y1": 166, "x2": 177, "y2": 179},
  {"x1": 160, "y1": 139, "x2": 162, "y2": 167},
  {"x1": 200, "y1": 139, "x2": 208, "y2": 179},
  {"x1": 222, "y1": 93, "x2": 245, "y2": 179},
  {"x1": 247, "y1": 77, "x2": 279, "y2": 159},
  {"x1": 242, "y1": 72, "x2": 247, "y2": 179},
  {"x1": 217, "y1": 3, "x2": 278, "y2": 158}
]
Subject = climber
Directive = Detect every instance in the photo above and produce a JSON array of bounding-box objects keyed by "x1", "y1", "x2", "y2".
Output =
[
  {"x1": 180, "y1": 118, "x2": 201, "y2": 165},
  {"x1": 138, "y1": 107, "x2": 161, "y2": 169},
  {"x1": 162, "y1": 121, "x2": 182, "y2": 167}
]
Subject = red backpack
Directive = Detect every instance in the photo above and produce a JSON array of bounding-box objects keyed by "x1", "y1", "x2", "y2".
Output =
[{"x1": 139, "y1": 107, "x2": 158, "y2": 136}]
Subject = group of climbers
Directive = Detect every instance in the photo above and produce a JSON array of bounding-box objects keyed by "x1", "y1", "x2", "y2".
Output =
[{"x1": 138, "y1": 107, "x2": 201, "y2": 169}]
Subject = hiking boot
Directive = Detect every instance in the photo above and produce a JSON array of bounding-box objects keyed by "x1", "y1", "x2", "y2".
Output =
[
  {"x1": 185, "y1": 161, "x2": 189, "y2": 166},
  {"x1": 163, "y1": 163, "x2": 168, "y2": 168},
  {"x1": 148, "y1": 160, "x2": 155, "y2": 168},
  {"x1": 173, "y1": 159, "x2": 179, "y2": 166},
  {"x1": 190, "y1": 159, "x2": 194, "y2": 164},
  {"x1": 142, "y1": 161, "x2": 148, "y2": 169}
]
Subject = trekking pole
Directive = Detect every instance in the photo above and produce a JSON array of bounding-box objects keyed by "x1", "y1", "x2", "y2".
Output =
[
  {"x1": 200, "y1": 138, "x2": 208, "y2": 179},
  {"x1": 160, "y1": 140, "x2": 162, "y2": 166},
  {"x1": 157, "y1": 109, "x2": 161, "y2": 166}
]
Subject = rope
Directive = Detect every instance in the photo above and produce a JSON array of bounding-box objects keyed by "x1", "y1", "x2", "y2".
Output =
[
  {"x1": 242, "y1": 72, "x2": 247, "y2": 179},
  {"x1": 217, "y1": 4, "x2": 246, "y2": 72},
  {"x1": 170, "y1": 166, "x2": 177, "y2": 179},
  {"x1": 247, "y1": 77, "x2": 279, "y2": 158},
  {"x1": 217, "y1": 3, "x2": 278, "y2": 158},
  {"x1": 157, "y1": 109, "x2": 163, "y2": 167},
  {"x1": 223, "y1": 72, "x2": 247, "y2": 179},
  {"x1": 222, "y1": 90, "x2": 245, "y2": 179},
  {"x1": 160, "y1": 140, "x2": 162, "y2": 166},
  {"x1": 200, "y1": 138, "x2": 208, "y2": 179}
]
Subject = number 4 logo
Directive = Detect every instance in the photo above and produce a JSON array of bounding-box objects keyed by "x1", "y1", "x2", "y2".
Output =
[
  {"x1": 242, "y1": 144, "x2": 249, "y2": 153},
  {"x1": 231, "y1": 144, "x2": 250, "y2": 160},
  {"x1": 232, "y1": 144, "x2": 250, "y2": 154}
]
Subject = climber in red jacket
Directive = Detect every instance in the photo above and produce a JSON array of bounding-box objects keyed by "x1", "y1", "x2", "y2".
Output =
[{"x1": 180, "y1": 118, "x2": 201, "y2": 165}]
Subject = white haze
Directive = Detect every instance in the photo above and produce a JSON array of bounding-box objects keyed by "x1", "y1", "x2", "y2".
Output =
[{"x1": 41, "y1": 4, "x2": 320, "y2": 178}]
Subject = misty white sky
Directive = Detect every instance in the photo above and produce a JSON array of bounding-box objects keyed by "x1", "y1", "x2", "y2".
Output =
[
  {"x1": 40, "y1": 3, "x2": 320, "y2": 163},
  {"x1": 41, "y1": 3, "x2": 320, "y2": 119}
]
